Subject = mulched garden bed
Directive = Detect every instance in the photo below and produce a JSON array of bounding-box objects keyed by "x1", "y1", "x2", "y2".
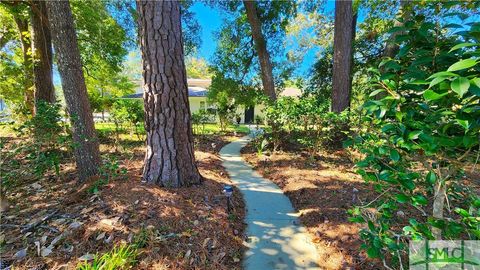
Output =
[
  {"x1": 1, "y1": 133, "x2": 246, "y2": 270},
  {"x1": 241, "y1": 143, "x2": 381, "y2": 270}
]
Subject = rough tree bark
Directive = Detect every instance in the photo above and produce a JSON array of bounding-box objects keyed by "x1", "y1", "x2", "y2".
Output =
[
  {"x1": 13, "y1": 16, "x2": 34, "y2": 114},
  {"x1": 137, "y1": 0, "x2": 202, "y2": 187},
  {"x1": 31, "y1": 1, "x2": 55, "y2": 107},
  {"x1": 243, "y1": 0, "x2": 276, "y2": 102},
  {"x1": 331, "y1": 0, "x2": 355, "y2": 113},
  {"x1": 383, "y1": 0, "x2": 410, "y2": 58},
  {"x1": 46, "y1": 0, "x2": 100, "y2": 181}
]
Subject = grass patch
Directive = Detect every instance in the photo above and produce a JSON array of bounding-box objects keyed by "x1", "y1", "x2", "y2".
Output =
[
  {"x1": 192, "y1": 123, "x2": 250, "y2": 135},
  {"x1": 95, "y1": 122, "x2": 251, "y2": 137},
  {"x1": 76, "y1": 244, "x2": 139, "y2": 270}
]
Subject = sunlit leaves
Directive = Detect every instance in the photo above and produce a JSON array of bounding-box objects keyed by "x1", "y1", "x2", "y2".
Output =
[
  {"x1": 449, "y1": 42, "x2": 478, "y2": 52},
  {"x1": 447, "y1": 58, "x2": 477, "y2": 72},
  {"x1": 423, "y1": 90, "x2": 448, "y2": 101},
  {"x1": 450, "y1": 77, "x2": 470, "y2": 97},
  {"x1": 349, "y1": 8, "x2": 480, "y2": 264}
]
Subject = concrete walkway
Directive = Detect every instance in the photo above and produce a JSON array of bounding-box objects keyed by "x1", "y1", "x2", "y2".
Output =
[{"x1": 220, "y1": 135, "x2": 320, "y2": 270}]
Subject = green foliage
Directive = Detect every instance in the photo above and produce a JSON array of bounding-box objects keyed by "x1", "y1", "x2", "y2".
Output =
[
  {"x1": 76, "y1": 244, "x2": 138, "y2": 270},
  {"x1": 208, "y1": 70, "x2": 260, "y2": 107},
  {"x1": 185, "y1": 57, "x2": 212, "y2": 79},
  {"x1": 1, "y1": 102, "x2": 70, "y2": 194},
  {"x1": 1, "y1": 1, "x2": 134, "y2": 117},
  {"x1": 264, "y1": 97, "x2": 351, "y2": 153},
  {"x1": 86, "y1": 74, "x2": 135, "y2": 115},
  {"x1": 88, "y1": 156, "x2": 127, "y2": 194},
  {"x1": 109, "y1": 99, "x2": 144, "y2": 140},
  {"x1": 0, "y1": 3, "x2": 33, "y2": 115},
  {"x1": 208, "y1": 72, "x2": 259, "y2": 132},
  {"x1": 70, "y1": 0, "x2": 135, "y2": 113},
  {"x1": 15, "y1": 101, "x2": 68, "y2": 178},
  {"x1": 251, "y1": 129, "x2": 268, "y2": 156},
  {"x1": 191, "y1": 110, "x2": 214, "y2": 135},
  {"x1": 70, "y1": 0, "x2": 128, "y2": 74},
  {"x1": 348, "y1": 9, "x2": 480, "y2": 267},
  {"x1": 210, "y1": 1, "x2": 296, "y2": 89},
  {"x1": 179, "y1": 0, "x2": 202, "y2": 56}
]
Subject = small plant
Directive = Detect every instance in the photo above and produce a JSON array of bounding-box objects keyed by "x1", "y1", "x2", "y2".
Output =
[
  {"x1": 132, "y1": 228, "x2": 149, "y2": 249},
  {"x1": 110, "y1": 99, "x2": 144, "y2": 141},
  {"x1": 14, "y1": 101, "x2": 69, "y2": 179},
  {"x1": 255, "y1": 115, "x2": 262, "y2": 126},
  {"x1": 251, "y1": 129, "x2": 269, "y2": 156},
  {"x1": 76, "y1": 244, "x2": 138, "y2": 270},
  {"x1": 191, "y1": 110, "x2": 212, "y2": 134},
  {"x1": 88, "y1": 157, "x2": 127, "y2": 194}
]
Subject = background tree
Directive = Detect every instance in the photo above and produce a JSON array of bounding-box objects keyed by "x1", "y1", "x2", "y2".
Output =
[
  {"x1": 243, "y1": 0, "x2": 276, "y2": 101},
  {"x1": 137, "y1": 0, "x2": 201, "y2": 187},
  {"x1": 46, "y1": 0, "x2": 100, "y2": 181},
  {"x1": 0, "y1": 0, "x2": 135, "y2": 117},
  {"x1": 185, "y1": 56, "x2": 212, "y2": 79},
  {"x1": 331, "y1": 0, "x2": 355, "y2": 113},
  {"x1": 31, "y1": 1, "x2": 55, "y2": 107},
  {"x1": 210, "y1": 1, "x2": 296, "y2": 102},
  {"x1": 1, "y1": 2, "x2": 35, "y2": 114},
  {"x1": 0, "y1": 4, "x2": 29, "y2": 113}
]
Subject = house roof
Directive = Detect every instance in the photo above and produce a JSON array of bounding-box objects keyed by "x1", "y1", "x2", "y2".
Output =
[
  {"x1": 122, "y1": 79, "x2": 301, "y2": 99},
  {"x1": 122, "y1": 86, "x2": 208, "y2": 99}
]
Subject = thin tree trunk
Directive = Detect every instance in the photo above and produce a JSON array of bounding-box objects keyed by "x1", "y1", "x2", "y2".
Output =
[
  {"x1": 383, "y1": 0, "x2": 410, "y2": 58},
  {"x1": 432, "y1": 181, "x2": 445, "y2": 239},
  {"x1": 31, "y1": 1, "x2": 55, "y2": 107},
  {"x1": 46, "y1": 0, "x2": 100, "y2": 182},
  {"x1": 243, "y1": 0, "x2": 276, "y2": 102},
  {"x1": 331, "y1": 0, "x2": 354, "y2": 113},
  {"x1": 13, "y1": 16, "x2": 34, "y2": 114},
  {"x1": 137, "y1": 0, "x2": 202, "y2": 187},
  {"x1": 376, "y1": 1, "x2": 410, "y2": 100}
]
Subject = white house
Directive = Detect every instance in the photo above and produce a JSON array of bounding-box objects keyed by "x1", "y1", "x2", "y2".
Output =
[{"x1": 124, "y1": 79, "x2": 301, "y2": 124}]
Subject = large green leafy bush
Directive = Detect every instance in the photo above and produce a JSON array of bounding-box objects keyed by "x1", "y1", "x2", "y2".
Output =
[{"x1": 347, "y1": 10, "x2": 480, "y2": 267}]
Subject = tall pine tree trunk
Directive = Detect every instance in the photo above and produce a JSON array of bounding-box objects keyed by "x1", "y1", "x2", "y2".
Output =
[
  {"x1": 137, "y1": 1, "x2": 201, "y2": 187},
  {"x1": 31, "y1": 1, "x2": 55, "y2": 107},
  {"x1": 331, "y1": 0, "x2": 355, "y2": 113},
  {"x1": 46, "y1": 0, "x2": 100, "y2": 182},
  {"x1": 243, "y1": 0, "x2": 276, "y2": 101},
  {"x1": 13, "y1": 16, "x2": 34, "y2": 114}
]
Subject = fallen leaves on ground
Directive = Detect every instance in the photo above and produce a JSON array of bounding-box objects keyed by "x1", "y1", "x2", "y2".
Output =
[{"x1": 1, "y1": 133, "x2": 246, "y2": 270}]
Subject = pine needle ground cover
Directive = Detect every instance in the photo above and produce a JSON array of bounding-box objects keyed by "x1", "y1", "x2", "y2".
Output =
[{"x1": 0, "y1": 129, "x2": 246, "y2": 270}]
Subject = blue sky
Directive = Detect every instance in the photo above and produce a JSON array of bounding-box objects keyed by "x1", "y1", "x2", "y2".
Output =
[
  {"x1": 189, "y1": 1, "x2": 319, "y2": 76},
  {"x1": 188, "y1": 1, "x2": 352, "y2": 76},
  {"x1": 190, "y1": 2, "x2": 224, "y2": 61}
]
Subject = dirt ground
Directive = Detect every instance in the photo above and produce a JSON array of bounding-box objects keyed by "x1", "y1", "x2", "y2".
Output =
[
  {"x1": 1, "y1": 133, "x2": 246, "y2": 270},
  {"x1": 244, "y1": 137, "x2": 480, "y2": 270},
  {"x1": 241, "y1": 143, "x2": 382, "y2": 270}
]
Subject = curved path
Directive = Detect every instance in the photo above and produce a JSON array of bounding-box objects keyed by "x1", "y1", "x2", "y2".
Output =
[{"x1": 220, "y1": 135, "x2": 320, "y2": 270}]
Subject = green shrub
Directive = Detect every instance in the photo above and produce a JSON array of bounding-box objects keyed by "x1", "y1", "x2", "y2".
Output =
[
  {"x1": 110, "y1": 99, "x2": 144, "y2": 140},
  {"x1": 15, "y1": 101, "x2": 68, "y2": 178},
  {"x1": 88, "y1": 156, "x2": 127, "y2": 194},
  {"x1": 264, "y1": 96, "x2": 349, "y2": 153},
  {"x1": 346, "y1": 11, "x2": 480, "y2": 268},
  {"x1": 191, "y1": 110, "x2": 213, "y2": 134}
]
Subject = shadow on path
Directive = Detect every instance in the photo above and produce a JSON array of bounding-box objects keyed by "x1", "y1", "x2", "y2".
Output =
[{"x1": 220, "y1": 135, "x2": 320, "y2": 270}]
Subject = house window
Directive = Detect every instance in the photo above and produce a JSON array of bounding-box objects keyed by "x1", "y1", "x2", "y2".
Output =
[{"x1": 200, "y1": 101, "x2": 206, "y2": 111}]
